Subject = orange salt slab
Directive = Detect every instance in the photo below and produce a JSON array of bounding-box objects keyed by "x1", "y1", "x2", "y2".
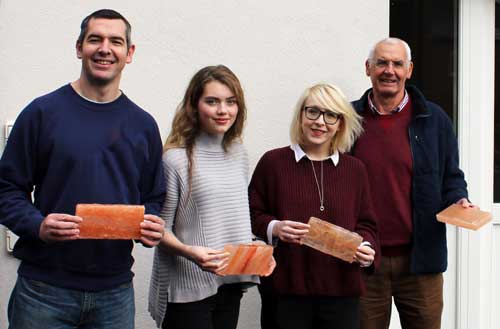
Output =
[
  {"x1": 219, "y1": 244, "x2": 274, "y2": 276},
  {"x1": 301, "y1": 216, "x2": 362, "y2": 263},
  {"x1": 436, "y1": 204, "x2": 491, "y2": 230},
  {"x1": 76, "y1": 204, "x2": 145, "y2": 239}
]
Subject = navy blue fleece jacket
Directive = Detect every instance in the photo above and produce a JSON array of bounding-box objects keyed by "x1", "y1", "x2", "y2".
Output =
[{"x1": 352, "y1": 85, "x2": 468, "y2": 273}]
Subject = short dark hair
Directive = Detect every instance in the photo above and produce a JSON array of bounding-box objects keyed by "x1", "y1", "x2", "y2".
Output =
[{"x1": 77, "y1": 9, "x2": 132, "y2": 47}]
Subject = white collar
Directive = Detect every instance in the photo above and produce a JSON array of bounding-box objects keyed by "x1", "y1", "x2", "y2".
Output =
[{"x1": 290, "y1": 144, "x2": 339, "y2": 166}]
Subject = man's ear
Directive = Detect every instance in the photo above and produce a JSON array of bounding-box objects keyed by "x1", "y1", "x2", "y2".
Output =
[
  {"x1": 365, "y1": 60, "x2": 371, "y2": 77},
  {"x1": 406, "y1": 61, "x2": 414, "y2": 79},
  {"x1": 126, "y1": 44, "x2": 136, "y2": 64},
  {"x1": 76, "y1": 41, "x2": 82, "y2": 59}
]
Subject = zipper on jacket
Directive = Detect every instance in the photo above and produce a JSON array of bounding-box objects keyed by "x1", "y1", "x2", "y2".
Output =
[{"x1": 408, "y1": 124, "x2": 417, "y2": 273}]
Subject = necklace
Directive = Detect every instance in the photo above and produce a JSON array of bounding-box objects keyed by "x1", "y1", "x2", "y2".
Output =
[{"x1": 310, "y1": 160, "x2": 325, "y2": 211}]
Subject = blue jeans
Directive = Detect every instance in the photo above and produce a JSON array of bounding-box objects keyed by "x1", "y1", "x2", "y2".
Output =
[{"x1": 8, "y1": 276, "x2": 135, "y2": 329}]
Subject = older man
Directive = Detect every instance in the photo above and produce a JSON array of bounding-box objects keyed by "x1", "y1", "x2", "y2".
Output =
[
  {"x1": 0, "y1": 9, "x2": 166, "y2": 329},
  {"x1": 352, "y1": 37, "x2": 470, "y2": 329}
]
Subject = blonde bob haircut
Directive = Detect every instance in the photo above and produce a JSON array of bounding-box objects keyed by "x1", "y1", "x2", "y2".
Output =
[{"x1": 290, "y1": 83, "x2": 363, "y2": 154}]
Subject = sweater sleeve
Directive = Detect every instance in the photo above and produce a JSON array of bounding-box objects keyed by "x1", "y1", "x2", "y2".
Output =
[
  {"x1": 160, "y1": 152, "x2": 181, "y2": 232},
  {"x1": 354, "y1": 162, "x2": 381, "y2": 270},
  {"x1": 141, "y1": 120, "x2": 166, "y2": 216},
  {"x1": 0, "y1": 102, "x2": 45, "y2": 239},
  {"x1": 249, "y1": 153, "x2": 276, "y2": 240}
]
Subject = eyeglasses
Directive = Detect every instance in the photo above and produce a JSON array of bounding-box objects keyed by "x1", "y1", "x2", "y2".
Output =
[
  {"x1": 303, "y1": 106, "x2": 341, "y2": 125},
  {"x1": 373, "y1": 59, "x2": 408, "y2": 69}
]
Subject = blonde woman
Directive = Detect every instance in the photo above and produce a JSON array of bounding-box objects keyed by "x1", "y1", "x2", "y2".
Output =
[
  {"x1": 249, "y1": 83, "x2": 379, "y2": 329},
  {"x1": 149, "y1": 65, "x2": 264, "y2": 329}
]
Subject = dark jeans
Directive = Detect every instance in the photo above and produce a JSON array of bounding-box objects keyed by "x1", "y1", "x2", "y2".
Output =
[
  {"x1": 258, "y1": 286, "x2": 278, "y2": 329},
  {"x1": 8, "y1": 276, "x2": 135, "y2": 329},
  {"x1": 163, "y1": 284, "x2": 244, "y2": 329},
  {"x1": 360, "y1": 255, "x2": 443, "y2": 329},
  {"x1": 259, "y1": 286, "x2": 360, "y2": 329},
  {"x1": 274, "y1": 295, "x2": 360, "y2": 329}
]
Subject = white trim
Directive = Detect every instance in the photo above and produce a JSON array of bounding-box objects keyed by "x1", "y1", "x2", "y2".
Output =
[
  {"x1": 490, "y1": 205, "x2": 500, "y2": 224},
  {"x1": 457, "y1": 0, "x2": 495, "y2": 328}
]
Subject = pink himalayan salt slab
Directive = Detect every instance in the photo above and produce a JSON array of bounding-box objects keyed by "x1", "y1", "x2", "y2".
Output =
[
  {"x1": 436, "y1": 204, "x2": 491, "y2": 230},
  {"x1": 219, "y1": 244, "x2": 274, "y2": 276},
  {"x1": 76, "y1": 204, "x2": 144, "y2": 239},
  {"x1": 301, "y1": 216, "x2": 362, "y2": 263}
]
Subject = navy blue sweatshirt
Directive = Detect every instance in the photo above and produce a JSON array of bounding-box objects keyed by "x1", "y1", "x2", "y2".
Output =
[{"x1": 0, "y1": 84, "x2": 166, "y2": 291}]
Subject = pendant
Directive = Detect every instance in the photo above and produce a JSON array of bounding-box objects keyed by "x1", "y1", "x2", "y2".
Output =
[{"x1": 320, "y1": 205, "x2": 325, "y2": 211}]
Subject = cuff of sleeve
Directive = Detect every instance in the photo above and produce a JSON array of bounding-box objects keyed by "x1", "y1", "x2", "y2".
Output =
[
  {"x1": 30, "y1": 213, "x2": 45, "y2": 240},
  {"x1": 145, "y1": 203, "x2": 162, "y2": 217},
  {"x1": 267, "y1": 220, "x2": 279, "y2": 246},
  {"x1": 360, "y1": 241, "x2": 372, "y2": 248}
]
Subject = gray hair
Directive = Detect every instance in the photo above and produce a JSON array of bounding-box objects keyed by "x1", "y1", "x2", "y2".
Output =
[{"x1": 367, "y1": 37, "x2": 412, "y2": 62}]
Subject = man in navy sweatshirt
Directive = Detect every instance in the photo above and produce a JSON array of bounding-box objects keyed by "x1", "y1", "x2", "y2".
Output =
[
  {"x1": 0, "y1": 9, "x2": 166, "y2": 329},
  {"x1": 352, "y1": 37, "x2": 470, "y2": 329}
]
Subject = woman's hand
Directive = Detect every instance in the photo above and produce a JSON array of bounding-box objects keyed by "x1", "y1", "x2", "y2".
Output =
[
  {"x1": 186, "y1": 246, "x2": 230, "y2": 274},
  {"x1": 272, "y1": 220, "x2": 310, "y2": 244},
  {"x1": 261, "y1": 256, "x2": 276, "y2": 277},
  {"x1": 250, "y1": 240, "x2": 277, "y2": 276},
  {"x1": 355, "y1": 244, "x2": 375, "y2": 267}
]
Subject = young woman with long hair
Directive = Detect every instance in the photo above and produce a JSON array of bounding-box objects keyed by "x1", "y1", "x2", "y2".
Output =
[{"x1": 148, "y1": 65, "x2": 267, "y2": 329}]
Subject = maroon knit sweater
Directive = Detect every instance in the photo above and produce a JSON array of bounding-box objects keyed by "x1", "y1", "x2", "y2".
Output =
[
  {"x1": 249, "y1": 147, "x2": 379, "y2": 297},
  {"x1": 353, "y1": 100, "x2": 413, "y2": 255}
]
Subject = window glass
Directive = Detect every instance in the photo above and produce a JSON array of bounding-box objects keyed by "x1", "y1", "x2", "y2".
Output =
[{"x1": 390, "y1": 0, "x2": 458, "y2": 122}]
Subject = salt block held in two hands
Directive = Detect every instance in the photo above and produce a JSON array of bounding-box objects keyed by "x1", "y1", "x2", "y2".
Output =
[
  {"x1": 436, "y1": 204, "x2": 491, "y2": 230},
  {"x1": 218, "y1": 244, "x2": 274, "y2": 276},
  {"x1": 76, "y1": 204, "x2": 145, "y2": 239},
  {"x1": 300, "y1": 217, "x2": 362, "y2": 263}
]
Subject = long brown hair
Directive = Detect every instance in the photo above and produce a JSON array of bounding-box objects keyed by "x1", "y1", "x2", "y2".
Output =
[{"x1": 165, "y1": 65, "x2": 247, "y2": 187}]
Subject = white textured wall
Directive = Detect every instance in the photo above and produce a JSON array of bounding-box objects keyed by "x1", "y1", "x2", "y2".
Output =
[{"x1": 0, "y1": 1, "x2": 388, "y2": 328}]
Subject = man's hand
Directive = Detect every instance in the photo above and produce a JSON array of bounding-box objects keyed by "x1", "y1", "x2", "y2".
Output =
[
  {"x1": 140, "y1": 214, "x2": 165, "y2": 247},
  {"x1": 39, "y1": 213, "x2": 82, "y2": 243},
  {"x1": 455, "y1": 198, "x2": 477, "y2": 209}
]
